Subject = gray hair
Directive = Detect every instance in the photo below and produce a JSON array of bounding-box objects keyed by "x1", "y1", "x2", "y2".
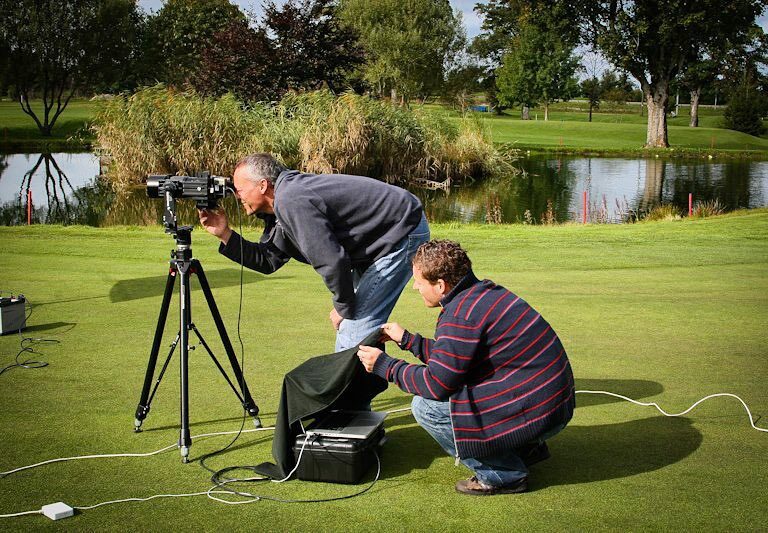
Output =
[{"x1": 234, "y1": 153, "x2": 287, "y2": 185}]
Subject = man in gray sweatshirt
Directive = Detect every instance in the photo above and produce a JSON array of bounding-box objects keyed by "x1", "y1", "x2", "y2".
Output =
[{"x1": 199, "y1": 153, "x2": 430, "y2": 351}]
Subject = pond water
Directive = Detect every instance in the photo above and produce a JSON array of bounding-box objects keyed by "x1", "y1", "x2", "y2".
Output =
[{"x1": 1, "y1": 151, "x2": 767, "y2": 226}]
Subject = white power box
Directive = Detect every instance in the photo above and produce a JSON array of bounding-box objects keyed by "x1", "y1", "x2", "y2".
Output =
[{"x1": 41, "y1": 502, "x2": 74, "y2": 520}]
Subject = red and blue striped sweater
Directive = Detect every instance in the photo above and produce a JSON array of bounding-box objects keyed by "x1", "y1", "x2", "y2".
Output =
[{"x1": 372, "y1": 271, "x2": 575, "y2": 459}]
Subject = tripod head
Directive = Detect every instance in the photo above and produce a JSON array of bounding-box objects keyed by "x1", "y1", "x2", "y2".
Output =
[{"x1": 172, "y1": 225, "x2": 194, "y2": 262}]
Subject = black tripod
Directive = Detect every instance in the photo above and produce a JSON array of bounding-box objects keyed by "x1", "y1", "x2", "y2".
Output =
[{"x1": 134, "y1": 225, "x2": 261, "y2": 462}]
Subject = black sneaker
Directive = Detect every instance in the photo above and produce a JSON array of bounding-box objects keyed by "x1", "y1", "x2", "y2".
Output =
[
  {"x1": 518, "y1": 441, "x2": 551, "y2": 467},
  {"x1": 455, "y1": 476, "x2": 529, "y2": 496}
]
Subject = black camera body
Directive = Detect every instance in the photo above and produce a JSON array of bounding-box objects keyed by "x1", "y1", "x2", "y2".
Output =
[
  {"x1": 146, "y1": 171, "x2": 232, "y2": 235},
  {"x1": 146, "y1": 172, "x2": 232, "y2": 210}
]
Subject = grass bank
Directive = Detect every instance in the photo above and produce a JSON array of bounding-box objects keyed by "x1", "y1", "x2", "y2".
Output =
[
  {"x1": 1, "y1": 210, "x2": 766, "y2": 530},
  {"x1": 0, "y1": 99, "x2": 98, "y2": 151},
  {"x1": 430, "y1": 101, "x2": 768, "y2": 158}
]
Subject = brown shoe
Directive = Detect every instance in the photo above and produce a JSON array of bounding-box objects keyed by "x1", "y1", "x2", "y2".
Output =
[{"x1": 455, "y1": 476, "x2": 528, "y2": 496}]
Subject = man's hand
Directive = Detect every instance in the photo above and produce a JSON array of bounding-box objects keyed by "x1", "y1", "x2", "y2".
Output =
[
  {"x1": 330, "y1": 307, "x2": 344, "y2": 330},
  {"x1": 357, "y1": 345, "x2": 382, "y2": 373},
  {"x1": 380, "y1": 322, "x2": 405, "y2": 344},
  {"x1": 198, "y1": 208, "x2": 232, "y2": 244}
]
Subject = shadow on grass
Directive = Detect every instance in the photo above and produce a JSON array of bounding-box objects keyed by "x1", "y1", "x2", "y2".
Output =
[
  {"x1": 110, "y1": 268, "x2": 275, "y2": 303},
  {"x1": 371, "y1": 379, "x2": 702, "y2": 485},
  {"x1": 534, "y1": 415, "x2": 702, "y2": 488},
  {"x1": 23, "y1": 321, "x2": 76, "y2": 333},
  {"x1": 574, "y1": 378, "x2": 665, "y2": 407}
]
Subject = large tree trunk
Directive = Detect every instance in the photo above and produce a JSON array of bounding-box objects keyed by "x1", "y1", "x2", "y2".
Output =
[
  {"x1": 689, "y1": 87, "x2": 701, "y2": 128},
  {"x1": 643, "y1": 81, "x2": 670, "y2": 148},
  {"x1": 544, "y1": 102, "x2": 549, "y2": 121},
  {"x1": 521, "y1": 105, "x2": 530, "y2": 120}
]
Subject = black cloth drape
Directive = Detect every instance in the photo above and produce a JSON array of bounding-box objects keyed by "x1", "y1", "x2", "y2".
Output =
[{"x1": 254, "y1": 330, "x2": 387, "y2": 479}]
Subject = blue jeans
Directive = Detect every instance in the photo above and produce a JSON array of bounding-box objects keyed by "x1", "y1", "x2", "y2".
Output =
[
  {"x1": 335, "y1": 214, "x2": 430, "y2": 351},
  {"x1": 411, "y1": 396, "x2": 561, "y2": 487}
]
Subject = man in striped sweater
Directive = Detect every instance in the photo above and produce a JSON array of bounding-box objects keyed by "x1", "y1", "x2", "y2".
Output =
[{"x1": 358, "y1": 240, "x2": 575, "y2": 495}]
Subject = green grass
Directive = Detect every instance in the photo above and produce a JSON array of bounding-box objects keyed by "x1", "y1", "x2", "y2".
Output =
[
  {"x1": 1, "y1": 211, "x2": 767, "y2": 530},
  {"x1": 482, "y1": 113, "x2": 768, "y2": 154},
  {"x1": 426, "y1": 101, "x2": 768, "y2": 156},
  {"x1": 0, "y1": 99, "x2": 99, "y2": 151}
]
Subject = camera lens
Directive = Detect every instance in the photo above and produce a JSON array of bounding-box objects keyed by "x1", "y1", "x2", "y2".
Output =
[{"x1": 146, "y1": 175, "x2": 168, "y2": 198}]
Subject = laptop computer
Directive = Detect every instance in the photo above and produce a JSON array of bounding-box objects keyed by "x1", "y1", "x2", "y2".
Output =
[{"x1": 304, "y1": 410, "x2": 387, "y2": 440}]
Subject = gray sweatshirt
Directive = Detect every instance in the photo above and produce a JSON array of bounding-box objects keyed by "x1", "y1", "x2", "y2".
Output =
[{"x1": 219, "y1": 170, "x2": 423, "y2": 318}]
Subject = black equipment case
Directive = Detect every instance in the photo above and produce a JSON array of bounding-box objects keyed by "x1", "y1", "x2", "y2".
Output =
[{"x1": 292, "y1": 427, "x2": 386, "y2": 484}]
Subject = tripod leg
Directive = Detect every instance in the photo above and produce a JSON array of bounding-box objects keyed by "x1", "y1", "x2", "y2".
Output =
[
  {"x1": 193, "y1": 260, "x2": 262, "y2": 428},
  {"x1": 135, "y1": 268, "x2": 176, "y2": 432},
  {"x1": 178, "y1": 262, "x2": 193, "y2": 462}
]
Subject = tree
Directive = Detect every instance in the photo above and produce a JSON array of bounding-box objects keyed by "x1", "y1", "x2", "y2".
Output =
[
  {"x1": 339, "y1": 0, "x2": 464, "y2": 105},
  {"x1": 193, "y1": 0, "x2": 363, "y2": 102},
  {"x1": 261, "y1": 0, "x2": 364, "y2": 94},
  {"x1": 581, "y1": 77, "x2": 602, "y2": 122},
  {"x1": 193, "y1": 19, "x2": 282, "y2": 102},
  {"x1": 580, "y1": 51, "x2": 608, "y2": 122},
  {"x1": 0, "y1": 0, "x2": 144, "y2": 136},
  {"x1": 584, "y1": 0, "x2": 765, "y2": 147},
  {"x1": 724, "y1": 83, "x2": 766, "y2": 135},
  {"x1": 680, "y1": 60, "x2": 720, "y2": 128},
  {"x1": 146, "y1": 0, "x2": 246, "y2": 87},
  {"x1": 470, "y1": 1, "x2": 582, "y2": 116},
  {"x1": 496, "y1": 19, "x2": 581, "y2": 120}
]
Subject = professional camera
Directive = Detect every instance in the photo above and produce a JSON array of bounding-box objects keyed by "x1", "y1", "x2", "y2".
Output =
[
  {"x1": 146, "y1": 171, "x2": 232, "y2": 210},
  {"x1": 146, "y1": 171, "x2": 232, "y2": 235}
]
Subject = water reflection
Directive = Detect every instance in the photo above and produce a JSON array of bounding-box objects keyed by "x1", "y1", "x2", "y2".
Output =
[
  {"x1": 0, "y1": 152, "x2": 113, "y2": 225},
  {"x1": 0, "y1": 152, "x2": 766, "y2": 226}
]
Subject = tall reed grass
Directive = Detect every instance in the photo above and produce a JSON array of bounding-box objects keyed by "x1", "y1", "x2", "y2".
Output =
[{"x1": 93, "y1": 86, "x2": 515, "y2": 188}]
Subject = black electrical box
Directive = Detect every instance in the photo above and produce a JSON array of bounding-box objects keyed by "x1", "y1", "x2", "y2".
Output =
[
  {"x1": 292, "y1": 427, "x2": 386, "y2": 484},
  {"x1": 0, "y1": 296, "x2": 26, "y2": 335}
]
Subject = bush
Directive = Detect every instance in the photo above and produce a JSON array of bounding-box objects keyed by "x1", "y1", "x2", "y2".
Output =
[
  {"x1": 643, "y1": 204, "x2": 681, "y2": 222},
  {"x1": 723, "y1": 86, "x2": 766, "y2": 136},
  {"x1": 691, "y1": 199, "x2": 725, "y2": 218},
  {"x1": 93, "y1": 85, "x2": 516, "y2": 189}
]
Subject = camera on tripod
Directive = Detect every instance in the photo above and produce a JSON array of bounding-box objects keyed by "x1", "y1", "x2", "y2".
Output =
[
  {"x1": 138, "y1": 171, "x2": 260, "y2": 462},
  {"x1": 146, "y1": 171, "x2": 232, "y2": 234}
]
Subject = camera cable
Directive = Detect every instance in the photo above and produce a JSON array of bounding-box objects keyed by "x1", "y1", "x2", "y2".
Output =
[{"x1": 0, "y1": 293, "x2": 59, "y2": 377}]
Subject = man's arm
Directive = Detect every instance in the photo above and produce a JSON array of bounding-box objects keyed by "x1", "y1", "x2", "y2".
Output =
[
  {"x1": 361, "y1": 317, "x2": 481, "y2": 401},
  {"x1": 399, "y1": 330, "x2": 435, "y2": 363},
  {"x1": 220, "y1": 231, "x2": 289, "y2": 274},
  {"x1": 199, "y1": 208, "x2": 289, "y2": 274}
]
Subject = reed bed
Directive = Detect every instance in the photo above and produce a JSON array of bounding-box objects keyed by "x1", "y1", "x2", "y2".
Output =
[{"x1": 93, "y1": 86, "x2": 515, "y2": 188}]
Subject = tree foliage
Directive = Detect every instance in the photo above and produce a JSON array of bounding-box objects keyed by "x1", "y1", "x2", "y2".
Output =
[
  {"x1": 146, "y1": 0, "x2": 246, "y2": 87},
  {"x1": 193, "y1": 0, "x2": 363, "y2": 103},
  {"x1": 471, "y1": 1, "x2": 581, "y2": 116},
  {"x1": 0, "y1": 0, "x2": 144, "y2": 135},
  {"x1": 583, "y1": 0, "x2": 765, "y2": 147},
  {"x1": 339, "y1": 0, "x2": 465, "y2": 104},
  {"x1": 496, "y1": 18, "x2": 580, "y2": 120},
  {"x1": 723, "y1": 83, "x2": 766, "y2": 136}
]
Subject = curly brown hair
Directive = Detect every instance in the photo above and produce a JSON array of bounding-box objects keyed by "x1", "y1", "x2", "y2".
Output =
[{"x1": 412, "y1": 240, "x2": 472, "y2": 287}]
